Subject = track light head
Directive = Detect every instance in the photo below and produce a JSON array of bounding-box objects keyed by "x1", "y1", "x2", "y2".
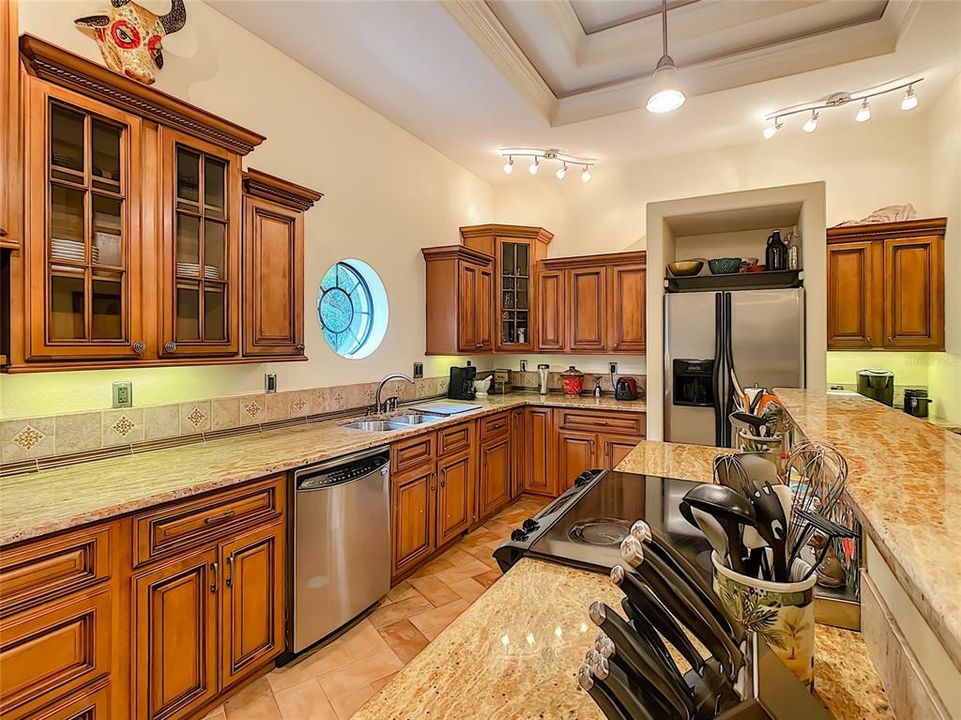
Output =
[
  {"x1": 529, "y1": 157, "x2": 539, "y2": 175},
  {"x1": 503, "y1": 156, "x2": 514, "y2": 175},
  {"x1": 556, "y1": 163, "x2": 568, "y2": 180},
  {"x1": 901, "y1": 85, "x2": 919, "y2": 111},
  {"x1": 856, "y1": 99, "x2": 871, "y2": 122},
  {"x1": 762, "y1": 118, "x2": 782, "y2": 140},
  {"x1": 802, "y1": 110, "x2": 819, "y2": 133},
  {"x1": 581, "y1": 166, "x2": 592, "y2": 183}
]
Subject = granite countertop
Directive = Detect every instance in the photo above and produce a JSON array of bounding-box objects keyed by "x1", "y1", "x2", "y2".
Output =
[
  {"x1": 0, "y1": 393, "x2": 645, "y2": 547},
  {"x1": 775, "y1": 388, "x2": 961, "y2": 673},
  {"x1": 356, "y1": 439, "x2": 892, "y2": 720},
  {"x1": 355, "y1": 557, "x2": 892, "y2": 720}
]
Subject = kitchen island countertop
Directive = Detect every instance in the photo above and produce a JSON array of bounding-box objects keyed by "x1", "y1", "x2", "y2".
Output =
[{"x1": 0, "y1": 392, "x2": 644, "y2": 547}]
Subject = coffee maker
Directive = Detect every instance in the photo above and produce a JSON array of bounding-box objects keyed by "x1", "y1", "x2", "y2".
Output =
[
  {"x1": 856, "y1": 369, "x2": 894, "y2": 406},
  {"x1": 448, "y1": 364, "x2": 477, "y2": 400}
]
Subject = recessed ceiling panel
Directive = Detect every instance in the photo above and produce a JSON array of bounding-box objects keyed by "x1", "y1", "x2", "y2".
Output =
[{"x1": 570, "y1": 0, "x2": 696, "y2": 34}]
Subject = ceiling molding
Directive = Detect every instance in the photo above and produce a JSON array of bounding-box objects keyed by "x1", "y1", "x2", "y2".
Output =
[
  {"x1": 880, "y1": 0, "x2": 923, "y2": 42},
  {"x1": 441, "y1": 0, "x2": 558, "y2": 121}
]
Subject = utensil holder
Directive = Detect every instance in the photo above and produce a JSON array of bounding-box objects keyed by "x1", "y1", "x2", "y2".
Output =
[
  {"x1": 736, "y1": 430, "x2": 787, "y2": 470},
  {"x1": 712, "y1": 552, "x2": 817, "y2": 688}
]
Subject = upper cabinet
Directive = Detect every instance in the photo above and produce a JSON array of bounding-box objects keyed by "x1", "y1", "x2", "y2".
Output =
[
  {"x1": 460, "y1": 224, "x2": 552, "y2": 352},
  {"x1": 537, "y1": 251, "x2": 647, "y2": 354},
  {"x1": 0, "y1": 1, "x2": 20, "y2": 253},
  {"x1": 827, "y1": 219, "x2": 945, "y2": 351},
  {"x1": 3, "y1": 36, "x2": 320, "y2": 372},
  {"x1": 422, "y1": 245, "x2": 494, "y2": 355}
]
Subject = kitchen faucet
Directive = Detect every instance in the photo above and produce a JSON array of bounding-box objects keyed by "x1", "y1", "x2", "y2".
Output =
[{"x1": 374, "y1": 373, "x2": 415, "y2": 414}]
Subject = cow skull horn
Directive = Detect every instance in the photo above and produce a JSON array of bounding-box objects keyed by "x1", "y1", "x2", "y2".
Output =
[{"x1": 159, "y1": 0, "x2": 186, "y2": 35}]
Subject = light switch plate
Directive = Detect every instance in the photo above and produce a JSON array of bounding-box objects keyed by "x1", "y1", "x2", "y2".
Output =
[
  {"x1": 265, "y1": 373, "x2": 278, "y2": 394},
  {"x1": 112, "y1": 381, "x2": 133, "y2": 408},
  {"x1": 609, "y1": 362, "x2": 618, "y2": 375},
  {"x1": 413, "y1": 362, "x2": 424, "y2": 379}
]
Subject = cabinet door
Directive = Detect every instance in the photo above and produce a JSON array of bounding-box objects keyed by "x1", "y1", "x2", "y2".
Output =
[
  {"x1": 457, "y1": 261, "x2": 478, "y2": 352},
  {"x1": 243, "y1": 196, "x2": 304, "y2": 357},
  {"x1": 476, "y1": 264, "x2": 494, "y2": 351},
  {"x1": 509, "y1": 408, "x2": 525, "y2": 499},
  {"x1": 24, "y1": 79, "x2": 145, "y2": 361},
  {"x1": 391, "y1": 467, "x2": 436, "y2": 578},
  {"x1": 827, "y1": 241, "x2": 882, "y2": 349},
  {"x1": 603, "y1": 437, "x2": 639, "y2": 470},
  {"x1": 524, "y1": 407, "x2": 556, "y2": 496},
  {"x1": 569, "y1": 267, "x2": 607, "y2": 351},
  {"x1": 478, "y1": 435, "x2": 511, "y2": 521},
  {"x1": 135, "y1": 549, "x2": 218, "y2": 720},
  {"x1": 883, "y1": 235, "x2": 944, "y2": 350},
  {"x1": 609, "y1": 264, "x2": 646, "y2": 352},
  {"x1": 160, "y1": 127, "x2": 241, "y2": 358},
  {"x1": 536, "y1": 270, "x2": 566, "y2": 351},
  {"x1": 495, "y1": 239, "x2": 533, "y2": 351},
  {"x1": 220, "y1": 523, "x2": 284, "y2": 688},
  {"x1": 436, "y1": 450, "x2": 473, "y2": 546},
  {"x1": 556, "y1": 431, "x2": 596, "y2": 493}
]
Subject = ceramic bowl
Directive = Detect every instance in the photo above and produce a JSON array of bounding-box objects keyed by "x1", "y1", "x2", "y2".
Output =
[
  {"x1": 667, "y1": 260, "x2": 704, "y2": 277},
  {"x1": 708, "y1": 257, "x2": 742, "y2": 274}
]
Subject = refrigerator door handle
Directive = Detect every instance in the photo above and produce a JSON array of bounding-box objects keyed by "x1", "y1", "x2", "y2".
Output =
[
  {"x1": 712, "y1": 293, "x2": 725, "y2": 447},
  {"x1": 722, "y1": 292, "x2": 735, "y2": 447}
]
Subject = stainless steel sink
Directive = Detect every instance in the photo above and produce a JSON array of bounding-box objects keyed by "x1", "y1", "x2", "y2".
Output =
[
  {"x1": 341, "y1": 420, "x2": 408, "y2": 432},
  {"x1": 390, "y1": 414, "x2": 443, "y2": 425}
]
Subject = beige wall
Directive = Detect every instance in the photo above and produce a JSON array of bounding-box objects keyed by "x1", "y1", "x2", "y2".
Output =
[{"x1": 2, "y1": 0, "x2": 493, "y2": 419}]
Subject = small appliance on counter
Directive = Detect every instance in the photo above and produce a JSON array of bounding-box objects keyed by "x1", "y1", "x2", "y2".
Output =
[
  {"x1": 448, "y1": 363, "x2": 476, "y2": 400},
  {"x1": 614, "y1": 376, "x2": 638, "y2": 401},
  {"x1": 856, "y1": 369, "x2": 894, "y2": 407},
  {"x1": 492, "y1": 368, "x2": 512, "y2": 394},
  {"x1": 560, "y1": 366, "x2": 585, "y2": 396},
  {"x1": 537, "y1": 363, "x2": 550, "y2": 395},
  {"x1": 904, "y1": 388, "x2": 933, "y2": 418}
]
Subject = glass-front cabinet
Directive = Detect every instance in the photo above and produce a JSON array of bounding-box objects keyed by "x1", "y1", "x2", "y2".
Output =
[
  {"x1": 160, "y1": 128, "x2": 241, "y2": 357},
  {"x1": 25, "y1": 82, "x2": 144, "y2": 361},
  {"x1": 499, "y1": 241, "x2": 530, "y2": 348}
]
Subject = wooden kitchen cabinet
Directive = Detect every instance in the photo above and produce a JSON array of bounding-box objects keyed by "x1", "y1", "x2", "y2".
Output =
[
  {"x1": 436, "y1": 449, "x2": 473, "y2": 545},
  {"x1": 553, "y1": 409, "x2": 646, "y2": 494},
  {"x1": 535, "y1": 251, "x2": 646, "y2": 354},
  {"x1": 604, "y1": 438, "x2": 639, "y2": 469},
  {"x1": 241, "y1": 169, "x2": 321, "y2": 359},
  {"x1": 220, "y1": 523, "x2": 285, "y2": 687},
  {"x1": 461, "y1": 224, "x2": 553, "y2": 352},
  {"x1": 827, "y1": 219, "x2": 945, "y2": 351},
  {"x1": 391, "y1": 464, "x2": 436, "y2": 577},
  {"x1": 524, "y1": 407, "x2": 556, "y2": 496},
  {"x1": 134, "y1": 549, "x2": 219, "y2": 720},
  {"x1": 509, "y1": 408, "x2": 525, "y2": 500},
  {"x1": 556, "y1": 430, "x2": 596, "y2": 493},
  {"x1": 1, "y1": 1, "x2": 20, "y2": 253},
  {"x1": 478, "y1": 413, "x2": 512, "y2": 522},
  {"x1": 422, "y1": 245, "x2": 494, "y2": 354}
]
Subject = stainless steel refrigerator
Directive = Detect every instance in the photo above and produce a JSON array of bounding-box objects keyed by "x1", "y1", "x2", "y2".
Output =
[{"x1": 664, "y1": 289, "x2": 805, "y2": 446}]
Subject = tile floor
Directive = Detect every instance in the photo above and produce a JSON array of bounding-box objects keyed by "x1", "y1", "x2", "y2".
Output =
[{"x1": 206, "y1": 496, "x2": 548, "y2": 720}]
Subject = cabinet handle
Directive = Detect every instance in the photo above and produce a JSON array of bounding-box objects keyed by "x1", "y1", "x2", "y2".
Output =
[
  {"x1": 204, "y1": 509, "x2": 236, "y2": 525},
  {"x1": 865, "y1": 337, "x2": 871, "y2": 345},
  {"x1": 210, "y1": 562, "x2": 219, "y2": 593},
  {"x1": 430, "y1": 471, "x2": 436, "y2": 491},
  {"x1": 596, "y1": 420, "x2": 608, "y2": 426},
  {"x1": 132, "y1": 340, "x2": 145, "y2": 353},
  {"x1": 887, "y1": 337, "x2": 894, "y2": 344},
  {"x1": 296, "y1": 344, "x2": 305, "y2": 352},
  {"x1": 0, "y1": 227, "x2": 7, "y2": 237},
  {"x1": 164, "y1": 341, "x2": 177, "y2": 353},
  {"x1": 226, "y1": 555, "x2": 233, "y2": 588}
]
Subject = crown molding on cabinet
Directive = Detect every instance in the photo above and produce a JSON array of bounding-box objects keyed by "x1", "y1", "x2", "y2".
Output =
[{"x1": 242, "y1": 168, "x2": 323, "y2": 212}]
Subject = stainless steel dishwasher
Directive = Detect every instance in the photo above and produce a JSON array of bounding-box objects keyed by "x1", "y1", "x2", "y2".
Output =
[{"x1": 292, "y1": 446, "x2": 390, "y2": 653}]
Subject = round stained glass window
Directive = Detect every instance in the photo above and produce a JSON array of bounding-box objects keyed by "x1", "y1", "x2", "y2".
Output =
[{"x1": 317, "y1": 260, "x2": 388, "y2": 358}]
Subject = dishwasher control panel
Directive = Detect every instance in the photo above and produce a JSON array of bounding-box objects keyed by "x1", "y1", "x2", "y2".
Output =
[{"x1": 297, "y1": 450, "x2": 389, "y2": 490}]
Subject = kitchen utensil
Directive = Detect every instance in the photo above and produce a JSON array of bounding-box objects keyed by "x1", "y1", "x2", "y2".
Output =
[
  {"x1": 577, "y1": 665, "x2": 633, "y2": 720},
  {"x1": 680, "y1": 500, "x2": 729, "y2": 562},
  {"x1": 707, "y1": 257, "x2": 741, "y2": 274},
  {"x1": 588, "y1": 602, "x2": 694, "y2": 719},
  {"x1": 560, "y1": 366, "x2": 585, "y2": 396},
  {"x1": 584, "y1": 653, "x2": 665, "y2": 720},
  {"x1": 537, "y1": 363, "x2": 550, "y2": 395},
  {"x1": 729, "y1": 368, "x2": 747, "y2": 412},
  {"x1": 749, "y1": 482, "x2": 789, "y2": 582},
  {"x1": 620, "y1": 537, "x2": 743, "y2": 680},
  {"x1": 792, "y1": 508, "x2": 857, "y2": 582},
  {"x1": 614, "y1": 377, "x2": 639, "y2": 401},
  {"x1": 611, "y1": 565, "x2": 704, "y2": 672},
  {"x1": 785, "y1": 441, "x2": 848, "y2": 565},
  {"x1": 667, "y1": 259, "x2": 704, "y2": 277},
  {"x1": 628, "y1": 522, "x2": 734, "y2": 635},
  {"x1": 681, "y1": 484, "x2": 757, "y2": 575},
  {"x1": 472, "y1": 376, "x2": 491, "y2": 398},
  {"x1": 616, "y1": 597, "x2": 681, "y2": 683},
  {"x1": 729, "y1": 411, "x2": 769, "y2": 436}
]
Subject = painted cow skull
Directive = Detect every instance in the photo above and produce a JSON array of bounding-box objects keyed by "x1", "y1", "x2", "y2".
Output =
[{"x1": 75, "y1": 0, "x2": 186, "y2": 85}]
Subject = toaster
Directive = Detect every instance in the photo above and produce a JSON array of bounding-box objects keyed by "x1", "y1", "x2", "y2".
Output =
[{"x1": 615, "y1": 377, "x2": 638, "y2": 401}]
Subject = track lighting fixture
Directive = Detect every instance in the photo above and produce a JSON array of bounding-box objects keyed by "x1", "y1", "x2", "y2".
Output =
[
  {"x1": 646, "y1": 0, "x2": 685, "y2": 113},
  {"x1": 496, "y1": 148, "x2": 597, "y2": 183},
  {"x1": 762, "y1": 77, "x2": 921, "y2": 138}
]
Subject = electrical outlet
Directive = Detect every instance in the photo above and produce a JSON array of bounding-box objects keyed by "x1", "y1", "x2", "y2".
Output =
[
  {"x1": 519, "y1": 360, "x2": 528, "y2": 372},
  {"x1": 112, "y1": 381, "x2": 133, "y2": 409},
  {"x1": 265, "y1": 373, "x2": 278, "y2": 394},
  {"x1": 413, "y1": 362, "x2": 424, "y2": 379},
  {"x1": 609, "y1": 362, "x2": 618, "y2": 375}
]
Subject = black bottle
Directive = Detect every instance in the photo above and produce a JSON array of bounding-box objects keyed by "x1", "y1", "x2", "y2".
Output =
[{"x1": 765, "y1": 230, "x2": 787, "y2": 271}]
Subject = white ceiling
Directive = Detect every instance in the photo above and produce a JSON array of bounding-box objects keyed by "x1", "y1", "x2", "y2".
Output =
[{"x1": 209, "y1": 0, "x2": 961, "y2": 183}]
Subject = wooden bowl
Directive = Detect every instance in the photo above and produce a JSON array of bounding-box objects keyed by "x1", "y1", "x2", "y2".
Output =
[{"x1": 667, "y1": 260, "x2": 704, "y2": 277}]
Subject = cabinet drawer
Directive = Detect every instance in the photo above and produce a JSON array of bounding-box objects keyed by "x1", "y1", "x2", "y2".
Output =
[
  {"x1": 0, "y1": 587, "x2": 112, "y2": 719},
  {"x1": 0, "y1": 525, "x2": 112, "y2": 617},
  {"x1": 479, "y1": 412, "x2": 510, "y2": 441},
  {"x1": 438, "y1": 421, "x2": 474, "y2": 456},
  {"x1": 29, "y1": 682, "x2": 111, "y2": 720},
  {"x1": 557, "y1": 410, "x2": 645, "y2": 436},
  {"x1": 392, "y1": 433, "x2": 436, "y2": 474},
  {"x1": 134, "y1": 476, "x2": 283, "y2": 566}
]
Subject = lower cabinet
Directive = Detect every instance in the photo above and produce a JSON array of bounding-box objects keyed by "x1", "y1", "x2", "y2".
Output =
[
  {"x1": 478, "y1": 432, "x2": 511, "y2": 522},
  {"x1": 391, "y1": 465, "x2": 436, "y2": 578},
  {"x1": 603, "y1": 437, "x2": 639, "y2": 469},
  {"x1": 554, "y1": 410, "x2": 645, "y2": 494},
  {"x1": 28, "y1": 683, "x2": 112, "y2": 720},
  {"x1": 523, "y1": 407, "x2": 556, "y2": 496},
  {"x1": 436, "y1": 450, "x2": 473, "y2": 546},
  {"x1": 556, "y1": 430, "x2": 597, "y2": 493}
]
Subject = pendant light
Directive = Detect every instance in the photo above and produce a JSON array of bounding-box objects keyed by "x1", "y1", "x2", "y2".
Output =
[{"x1": 646, "y1": 0, "x2": 686, "y2": 113}]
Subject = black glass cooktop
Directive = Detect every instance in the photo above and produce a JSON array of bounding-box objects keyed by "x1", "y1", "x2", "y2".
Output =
[{"x1": 527, "y1": 471, "x2": 714, "y2": 581}]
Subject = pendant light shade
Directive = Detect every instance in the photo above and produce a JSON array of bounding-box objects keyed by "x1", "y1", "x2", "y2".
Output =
[{"x1": 646, "y1": 0, "x2": 685, "y2": 114}]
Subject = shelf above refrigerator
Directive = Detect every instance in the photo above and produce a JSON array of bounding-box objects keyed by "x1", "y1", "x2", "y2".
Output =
[{"x1": 665, "y1": 269, "x2": 802, "y2": 293}]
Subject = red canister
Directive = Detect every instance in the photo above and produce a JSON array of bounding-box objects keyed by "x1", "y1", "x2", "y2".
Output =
[{"x1": 560, "y1": 366, "x2": 585, "y2": 396}]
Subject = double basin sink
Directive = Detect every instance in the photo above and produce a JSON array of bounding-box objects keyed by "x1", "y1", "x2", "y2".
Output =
[{"x1": 342, "y1": 413, "x2": 445, "y2": 432}]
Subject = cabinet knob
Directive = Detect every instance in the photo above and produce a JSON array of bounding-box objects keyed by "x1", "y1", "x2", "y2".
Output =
[
  {"x1": 887, "y1": 337, "x2": 894, "y2": 344},
  {"x1": 132, "y1": 340, "x2": 145, "y2": 353},
  {"x1": 296, "y1": 344, "x2": 305, "y2": 352},
  {"x1": 164, "y1": 341, "x2": 177, "y2": 353},
  {"x1": 865, "y1": 337, "x2": 871, "y2": 345}
]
